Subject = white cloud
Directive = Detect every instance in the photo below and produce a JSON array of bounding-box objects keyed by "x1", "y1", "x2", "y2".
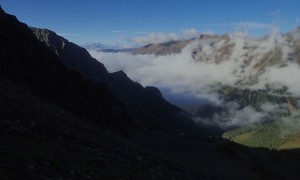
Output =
[
  {"x1": 125, "y1": 21, "x2": 272, "y2": 46},
  {"x1": 182, "y1": 28, "x2": 199, "y2": 38},
  {"x1": 260, "y1": 102, "x2": 282, "y2": 113},
  {"x1": 194, "y1": 104, "x2": 267, "y2": 128},
  {"x1": 257, "y1": 63, "x2": 300, "y2": 96},
  {"x1": 130, "y1": 28, "x2": 214, "y2": 45},
  {"x1": 57, "y1": 33, "x2": 79, "y2": 36},
  {"x1": 132, "y1": 32, "x2": 180, "y2": 44},
  {"x1": 90, "y1": 27, "x2": 300, "y2": 128},
  {"x1": 225, "y1": 106, "x2": 266, "y2": 127},
  {"x1": 201, "y1": 30, "x2": 215, "y2": 36}
]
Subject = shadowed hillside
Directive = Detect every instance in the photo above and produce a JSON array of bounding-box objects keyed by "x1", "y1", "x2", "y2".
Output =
[
  {"x1": 31, "y1": 27, "x2": 209, "y2": 136},
  {"x1": 2, "y1": 6, "x2": 300, "y2": 179}
]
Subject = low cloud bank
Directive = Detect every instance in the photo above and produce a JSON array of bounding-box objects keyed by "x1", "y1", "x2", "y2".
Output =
[
  {"x1": 89, "y1": 27, "x2": 300, "y2": 128},
  {"x1": 132, "y1": 28, "x2": 201, "y2": 45}
]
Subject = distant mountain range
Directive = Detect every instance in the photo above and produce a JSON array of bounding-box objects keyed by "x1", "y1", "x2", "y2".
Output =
[
  {"x1": 130, "y1": 34, "x2": 227, "y2": 55},
  {"x1": 129, "y1": 28, "x2": 300, "y2": 117},
  {"x1": 129, "y1": 27, "x2": 300, "y2": 151},
  {"x1": 84, "y1": 27, "x2": 300, "y2": 143},
  {"x1": 82, "y1": 42, "x2": 129, "y2": 52}
]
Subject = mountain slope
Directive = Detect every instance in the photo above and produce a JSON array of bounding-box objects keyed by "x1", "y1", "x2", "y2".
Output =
[
  {"x1": 131, "y1": 34, "x2": 227, "y2": 55},
  {"x1": 223, "y1": 113, "x2": 300, "y2": 150},
  {"x1": 31, "y1": 27, "x2": 207, "y2": 136},
  {"x1": 0, "y1": 6, "x2": 204, "y2": 179},
  {"x1": 0, "y1": 77, "x2": 207, "y2": 179},
  {"x1": 131, "y1": 40, "x2": 190, "y2": 55},
  {"x1": 31, "y1": 28, "x2": 108, "y2": 84},
  {"x1": 0, "y1": 6, "x2": 132, "y2": 132}
]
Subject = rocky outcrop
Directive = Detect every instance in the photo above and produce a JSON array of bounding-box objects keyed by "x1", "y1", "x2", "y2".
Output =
[
  {"x1": 31, "y1": 28, "x2": 108, "y2": 84},
  {"x1": 223, "y1": 88, "x2": 286, "y2": 110},
  {"x1": 222, "y1": 87, "x2": 299, "y2": 118}
]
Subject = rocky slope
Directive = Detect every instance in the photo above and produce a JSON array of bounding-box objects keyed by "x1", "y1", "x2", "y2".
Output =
[
  {"x1": 31, "y1": 28, "x2": 108, "y2": 84},
  {"x1": 3, "y1": 72, "x2": 300, "y2": 179},
  {"x1": 131, "y1": 34, "x2": 228, "y2": 55},
  {"x1": 0, "y1": 7, "x2": 132, "y2": 132},
  {"x1": 131, "y1": 40, "x2": 190, "y2": 55},
  {"x1": 0, "y1": 77, "x2": 205, "y2": 179},
  {"x1": 31, "y1": 27, "x2": 206, "y2": 136},
  {"x1": 0, "y1": 6, "x2": 201, "y2": 179}
]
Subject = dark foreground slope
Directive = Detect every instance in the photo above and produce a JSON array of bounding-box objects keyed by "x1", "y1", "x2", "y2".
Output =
[
  {"x1": 0, "y1": 77, "x2": 204, "y2": 179},
  {"x1": 0, "y1": 6, "x2": 201, "y2": 179},
  {"x1": 31, "y1": 27, "x2": 208, "y2": 136},
  {"x1": 0, "y1": 7, "x2": 133, "y2": 132},
  {"x1": 2, "y1": 6, "x2": 300, "y2": 180}
]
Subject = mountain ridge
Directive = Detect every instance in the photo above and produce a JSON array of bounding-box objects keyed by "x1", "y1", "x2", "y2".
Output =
[
  {"x1": 31, "y1": 27, "x2": 209, "y2": 136},
  {"x1": 0, "y1": 6, "x2": 133, "y2": 132}
]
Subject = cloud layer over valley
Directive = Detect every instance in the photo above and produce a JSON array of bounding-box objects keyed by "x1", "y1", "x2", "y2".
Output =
[{"x1": 89, "y1": 27, "x2": 300, "y2": 128}]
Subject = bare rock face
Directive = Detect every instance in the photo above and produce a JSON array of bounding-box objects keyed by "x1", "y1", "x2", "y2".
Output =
[{"x1": 31, "y1": 28, "x2": 108, "y2": 84}]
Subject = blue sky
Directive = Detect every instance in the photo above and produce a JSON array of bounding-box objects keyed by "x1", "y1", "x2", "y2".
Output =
[{"x1": 1, "y1": 0, "x2": 300, "y2": 46}]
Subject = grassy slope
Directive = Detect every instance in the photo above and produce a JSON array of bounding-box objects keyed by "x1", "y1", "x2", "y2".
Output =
[
  {"x1": 223, "y1": 121, "x2": 300, "y2": 150},
  {"x1": 278, "y1": 134, "x2": 300, "y2": 150}
]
